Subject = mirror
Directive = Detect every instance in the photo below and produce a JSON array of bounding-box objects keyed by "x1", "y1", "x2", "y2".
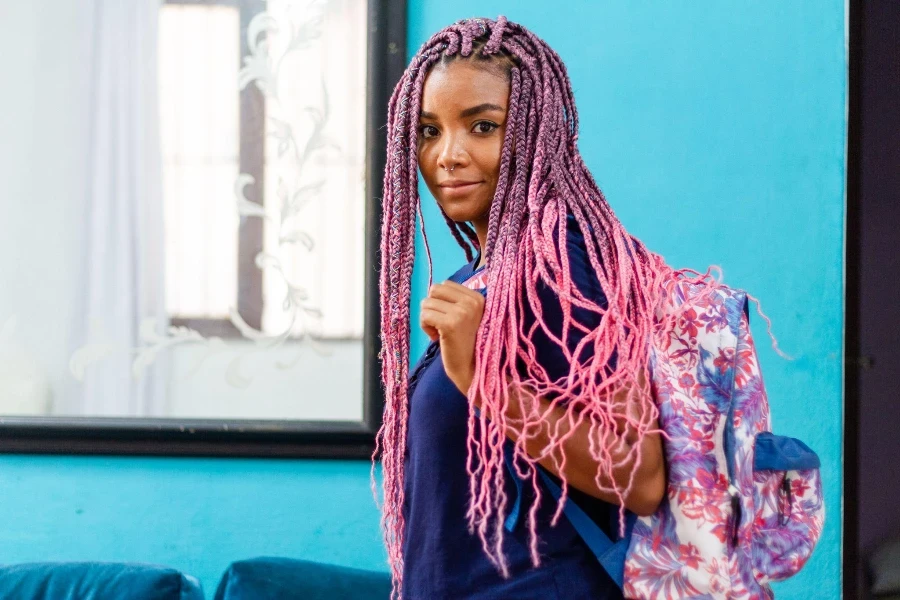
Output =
[{"x1": 0, "y1": 0, "x2": 404, "y2": 455}]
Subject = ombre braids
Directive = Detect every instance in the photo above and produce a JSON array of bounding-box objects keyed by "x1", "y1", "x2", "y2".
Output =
[{"x1": 373, "y1": 16, "x2": 735, "y2": 597}]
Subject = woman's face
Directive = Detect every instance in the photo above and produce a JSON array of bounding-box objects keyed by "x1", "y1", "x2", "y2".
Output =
[{"x1": 417, "y1": 60, "x2": 510, "y2": 229}]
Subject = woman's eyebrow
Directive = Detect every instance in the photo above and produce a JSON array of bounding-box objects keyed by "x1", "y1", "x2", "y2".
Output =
[
  {"x1": 419, "y1": 103, "x2": 505, "y2": 121},
  {"x1": 460, "y1": 103, "x2": 504, "y2": 118}
]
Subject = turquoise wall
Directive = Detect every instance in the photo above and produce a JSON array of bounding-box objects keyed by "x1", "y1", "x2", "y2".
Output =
[
  {"x1": 408, "y1": 2, "x2": 846, "y2": 598},
  {"x1": 0, "y1": 457, "x2": 385, "y2": 594},
  {"x1": 0, "y1": 2, "x2": 845, "y2": 598}
]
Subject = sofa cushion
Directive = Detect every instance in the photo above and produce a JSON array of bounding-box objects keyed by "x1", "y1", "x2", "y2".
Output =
[
  {"x1": 0, "y1": 562, "x2": 203, "y2": 600},
  {"x1": 214, "y1": 557, "x2": 391, "y2": 600}
]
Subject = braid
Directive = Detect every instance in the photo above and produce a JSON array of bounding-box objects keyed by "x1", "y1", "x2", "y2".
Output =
[{"x1": 375, "y1": 17, "x2": 726, "y2": 595}]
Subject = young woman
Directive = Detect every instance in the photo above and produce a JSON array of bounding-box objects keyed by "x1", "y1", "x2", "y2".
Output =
[{"x1": 376, "y1": 17, "x2": 674, "y2": 599}]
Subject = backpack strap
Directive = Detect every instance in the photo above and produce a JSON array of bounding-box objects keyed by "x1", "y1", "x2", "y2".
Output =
[
  {"x1": 502, "y1": 446, "x2": 523, "y2": 533},
  {"x1": 475, "y1": 408, "x2": 633, "y2": 583},
  {"x1": 536, "y1": 467, "x2": 636, "y2": 589}
]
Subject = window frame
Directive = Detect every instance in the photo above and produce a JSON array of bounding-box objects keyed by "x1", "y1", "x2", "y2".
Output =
[
  {"x1": 0, "y1": 0, "x2": 407, "y2": 459},
  {"x1": 162, "y1": 0, "x2": 345, "y2": 340}
]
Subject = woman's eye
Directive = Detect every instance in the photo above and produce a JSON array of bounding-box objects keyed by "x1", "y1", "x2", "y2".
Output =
[
  {"x1": 473, "y1": 121, "x2": 498, "y2": 134},
  {"x1": 419, "y1": 125, "x2": 438, "y2": 138}
]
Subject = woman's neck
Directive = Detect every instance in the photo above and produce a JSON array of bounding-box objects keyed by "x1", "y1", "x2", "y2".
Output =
[{"x1": 473, "y1": 218, "x2": 489, "y2": 269}]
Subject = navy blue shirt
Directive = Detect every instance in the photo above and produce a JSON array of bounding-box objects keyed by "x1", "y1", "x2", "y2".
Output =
[{"x1": 401, "y1": 217, "x2": 625, "y2": 599}]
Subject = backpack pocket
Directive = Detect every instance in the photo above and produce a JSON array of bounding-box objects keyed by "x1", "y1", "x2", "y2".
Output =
[{"x1": 749, "y1": 432, "x2": 825, "y2": 585}]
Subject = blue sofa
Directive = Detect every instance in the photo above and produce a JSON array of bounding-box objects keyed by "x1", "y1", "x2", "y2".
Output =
[
  {"x1": 0, "y1": 563, "x2": 203, "y2": 600},
  {"x1": 214, "y1": 558, "x2": 392, "y2": 600},
  {"x1": 0, "y1": 558, "x2": 391, "y2": 600}
]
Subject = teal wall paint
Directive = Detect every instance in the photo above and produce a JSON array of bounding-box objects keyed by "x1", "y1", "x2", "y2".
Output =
[
  {"x1": 0, "y1": 457, "x2": 386, "y2": 594},
  {"x1": 0, "y1": 2, "x2": 845, "y2": 599},
  {"x1": 408, "y1": 2, "x2": 846, "y2": 598}
]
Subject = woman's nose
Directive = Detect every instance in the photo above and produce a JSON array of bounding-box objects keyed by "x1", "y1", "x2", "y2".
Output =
[{"x1": 436, "y1": 132, "x2": 467, "y2": 172}]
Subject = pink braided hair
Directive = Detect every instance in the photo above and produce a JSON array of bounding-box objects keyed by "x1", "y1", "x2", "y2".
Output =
[{"x1": 371, "y1": 16, "x2": 762, "y2": 598}]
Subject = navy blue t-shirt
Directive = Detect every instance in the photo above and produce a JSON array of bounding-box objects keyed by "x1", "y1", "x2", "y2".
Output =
[{"x1": 401, "y1": 217, "x2": 625, "y2": 599}]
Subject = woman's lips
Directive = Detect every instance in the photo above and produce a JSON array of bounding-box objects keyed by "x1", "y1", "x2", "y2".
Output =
[{"x1": 439, "y1": 181, "x2": 482, "y2": 198}]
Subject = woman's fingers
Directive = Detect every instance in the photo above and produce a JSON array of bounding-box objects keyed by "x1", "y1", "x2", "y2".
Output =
[
  {"x1": 421, "y1": 281, "x2": 484, "y2": 320},
  {"x1": 428, "y1": 281, "x2": 483, "y2": 304},
  {"x1": 420, "y1": 301, "x2": 467, "y2": 328},
  {"x1": 420, "y1": 307, "x2": 440, "y2": 341},
  {"x1": 421, "y1": 297, "x2": 453, "y2": 314},
  {"x1": 421, "y1": 320, "x2": 439, "y2": 341},
  {"x1": 420, "y1": 307, "x2": 451, "y2": 340}
]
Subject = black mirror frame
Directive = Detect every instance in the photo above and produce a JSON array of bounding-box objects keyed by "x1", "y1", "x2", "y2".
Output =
[{"x1": 0, "y1": 0, "x2": 407, "y2": 460}]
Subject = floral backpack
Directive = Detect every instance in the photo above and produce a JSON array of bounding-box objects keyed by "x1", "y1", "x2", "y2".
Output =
[{"x1": 538, "y1": 273, "x2": 825, "y2": 599}]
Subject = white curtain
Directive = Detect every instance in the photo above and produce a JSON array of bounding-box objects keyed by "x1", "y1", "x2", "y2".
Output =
[{"x1": 66, "y1": 0, "x2": 168, "y2": 416}]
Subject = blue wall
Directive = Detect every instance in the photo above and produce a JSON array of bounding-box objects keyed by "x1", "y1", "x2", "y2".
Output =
[
  {"x1": 408, "y1": 2, "x2": 846, "y2": 598},
  {"x1": 0, "y1": 2, "x2": 845, "y2": 599}
]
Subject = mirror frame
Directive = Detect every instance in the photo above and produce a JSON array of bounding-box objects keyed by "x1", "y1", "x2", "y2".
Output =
[{"x1": 0, "y1": 0, "x2": 407, "y2": 460}]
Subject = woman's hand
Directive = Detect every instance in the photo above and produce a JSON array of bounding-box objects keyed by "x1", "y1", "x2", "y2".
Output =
[{"x1": 420, "y1": 281, "x2": 485, "y2": 395}]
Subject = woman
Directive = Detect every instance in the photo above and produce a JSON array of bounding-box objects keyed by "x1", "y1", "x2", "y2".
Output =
[{"x1": 376, "y1": 17, "x2": 673, "y2": 599}]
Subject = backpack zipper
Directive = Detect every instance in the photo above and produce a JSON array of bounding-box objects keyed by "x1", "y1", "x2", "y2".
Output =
[
  {"x1": 780, "y1": 476, "x2": 793, "y2": 526},
  {"x1": 728, "y1": 483, "x2": 742, "y2": 548},
  {"x1": 723, "y1": 298, "x2": 744, "y2": 551}
]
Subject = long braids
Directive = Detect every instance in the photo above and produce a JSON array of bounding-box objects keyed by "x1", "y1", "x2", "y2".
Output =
[{"x1": 374, "y1": 16, "x2": 728, "y2": 596}]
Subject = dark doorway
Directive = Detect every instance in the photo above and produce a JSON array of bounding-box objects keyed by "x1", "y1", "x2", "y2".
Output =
[{"x1": 845, "y1": 1, "x2": 900, "y2": 597}]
